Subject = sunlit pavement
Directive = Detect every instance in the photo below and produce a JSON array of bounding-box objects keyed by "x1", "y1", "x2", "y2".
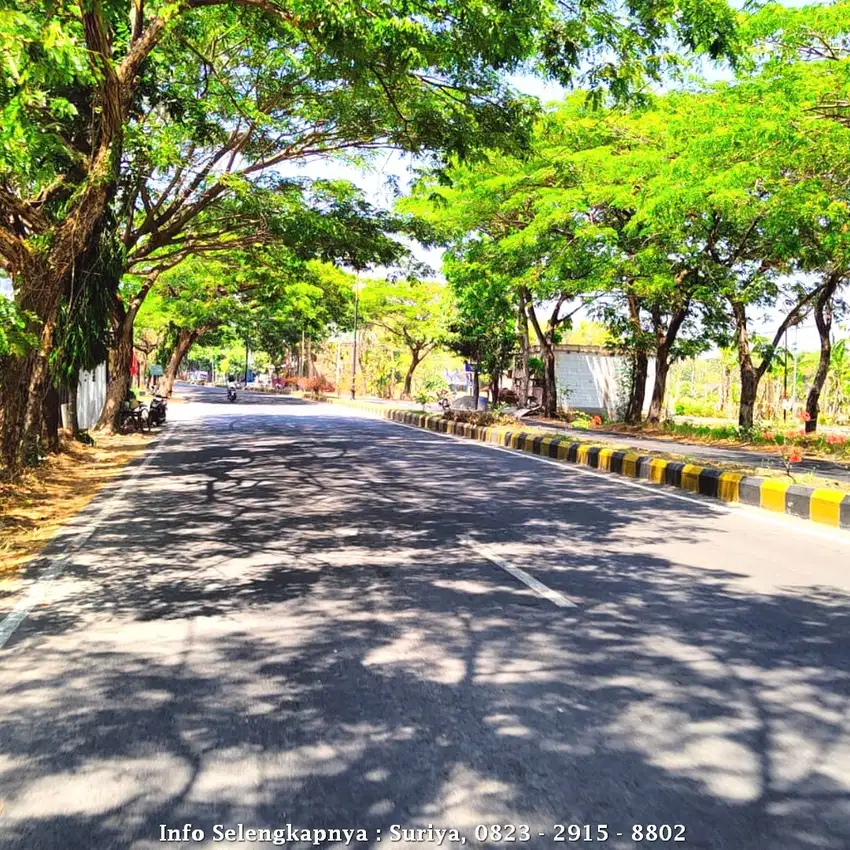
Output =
[{"x1": 1, "y1": 383, "x2": 849, "y2": 849}]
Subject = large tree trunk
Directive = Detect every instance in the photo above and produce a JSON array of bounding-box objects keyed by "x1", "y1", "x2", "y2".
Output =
[
  {"x1": 525, "y1": 294, "x2": 563, "y2": 419},
  {"x1": 0, "y1": 263, "x2": 64, "y2": 472},
  {"x1": 42, "y1": 386, "x2": 62, "y2": 454},
  {"x1": 402, "y1": 349, "x2": 422, "y2": 398},
  {"x1": 541, "y1": 340, "x2": 557, "y2": 417},
  {"x1": 646, "y1": 304, "x2": 689, "y2": 423},
  {"x1": 624, "y1": 293, "x2": 647, "y2": 424},
  {"x1": 472, "y1": 368, "x2": 480, "y2": 406},
  {"x1": 67, "y1": 379, "x2": 80, "y2": 437},
  {"x1": 96, "y1": 304, "x2": 137, "y2": 431},
  {"x1": 160, "y1": 327, "x2": 203, "y2": 398},
  {"x1": 305, "y1": 336, "x2": 314, "y2": 379},
  {"x1": 1, "y1": 193, "x2": 127, "y2": 472},
  {"x1": 739, "y1": 365, "x2": 758, "y2": 430},
  {"x1": 514, "y1": 289, "x2": 530, "y2": 404},
  {"x1": 732, "y1": 302, "x2": 759, "y2": 430},
  {"x1": 647, "y1": 347, "x2": 672, "y2": 423},
  {"x1": 625, "y1": 351, "x2": 649, "y2": 425},
  {"x1": 805, "y1": 273, "x2": 841, "y2": 434}
]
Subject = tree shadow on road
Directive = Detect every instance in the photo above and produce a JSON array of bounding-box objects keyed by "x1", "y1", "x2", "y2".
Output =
[{"x1": 2, "y1": 412, "x2": 850, "y2": 849}]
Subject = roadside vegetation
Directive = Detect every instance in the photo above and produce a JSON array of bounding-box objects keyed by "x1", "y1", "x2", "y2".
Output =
[
  {"x1": 0, "y1": 432, "x2": 154, "y2": 575},
  {"x1": 7, "y1": 0, "x2": 850, "y2": 486}
]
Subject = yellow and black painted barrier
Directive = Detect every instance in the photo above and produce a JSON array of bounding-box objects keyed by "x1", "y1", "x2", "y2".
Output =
[{"x1": 308, "y1": 396, "x2": 850, "y2": 532}]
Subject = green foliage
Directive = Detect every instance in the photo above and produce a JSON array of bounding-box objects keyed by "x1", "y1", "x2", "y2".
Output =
[
  {"x1": 441, "y1": 409, "x2": 515, "y2": 428},
  {"x1": 442, "y1": 258, "x2": 518, "y2": 385},
  {"x1": 527, "y1": 357, "x2": 544, "y2": 379},
  {"x1": 358, "y1": 276, "x2": 447, "y2": 390},
  {"x1": 674, "y1": 399, "x2": 721, "y2": 418},
  {"x1": 413, "y1": 375, "x2": 448, "y2": 406},
  {"x1": 49, "y1": 224, "x2": 121, "y2": 387},
  {"x1": 0, "y1": 296, "x2": 37, "y2": 358}
]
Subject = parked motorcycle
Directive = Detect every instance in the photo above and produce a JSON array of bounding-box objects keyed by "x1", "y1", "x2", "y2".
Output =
[
  {"x1": 149, "y1": 393, "x2": 167, "y2": 426},
  {"x1": 119, "y1": 400, "x2": 151, "y2": 433},
  {"x1": 515, "y1": 396, "x2": 544, "y2": 418}
]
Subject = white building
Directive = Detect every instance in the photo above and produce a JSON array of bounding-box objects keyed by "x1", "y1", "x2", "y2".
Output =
[{"x1": 521, "y1": 344, "x2": 656, "y2": 418}]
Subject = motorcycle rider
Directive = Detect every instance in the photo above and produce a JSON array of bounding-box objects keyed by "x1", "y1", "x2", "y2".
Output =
[{"x1": 226, "y1": 374, "x2": 237, "y2": 401}]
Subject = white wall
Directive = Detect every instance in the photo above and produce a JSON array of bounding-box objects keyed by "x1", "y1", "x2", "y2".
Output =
[
  {"x1": 554, "y1": 350, "x2": 655, "y2": 417},
  {"x1": 77, "y1": 363, "x2": 107, "y2": 430}
]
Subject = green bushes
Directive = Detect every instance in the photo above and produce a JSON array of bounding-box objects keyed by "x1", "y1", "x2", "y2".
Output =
[
  {"x1": 413, "y1": 376, "x2": 448, "y2": 406},
  {"x1": 442, "y1": 410, "x2": 515, "y2": 427},
  {"x1": 280, "y1": 375, "x2": 336, "y2": 393},
  {"x1": 674, "y1": 399, "x2": 721, "y2": 418},
  {"x1": 662, "y1": 419, "x2": 850, "y2": 458}
]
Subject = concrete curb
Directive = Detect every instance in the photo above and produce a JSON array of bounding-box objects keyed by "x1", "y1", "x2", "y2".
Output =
[{"x1": 310, "y1": 394, "x2": 850, "y2": 532}]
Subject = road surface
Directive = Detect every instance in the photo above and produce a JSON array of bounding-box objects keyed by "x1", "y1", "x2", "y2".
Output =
[{"x1": 1, "y1": 384, "x2": 849, "y2": 850}]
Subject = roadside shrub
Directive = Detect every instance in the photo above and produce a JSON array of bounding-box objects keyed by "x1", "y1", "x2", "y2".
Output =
[
  {"x1": 657, "y1": 419, "x2": 850, "y2": 459},
  {"x1": 413, "y1": 375, "x2": 448, "y2": 406},
  {"x1": 665, "y1": 420, "x2": 745, "y2": 441},
  {"x1": 291, "y1": 375, "x2": 335, "y2": 392},
  {"x1": 303, "y1": 375, "x2": 335, "y2": 393},
  {"x1": 674, "y1": 398, "x2": 721, "y2": 418},
  {"x1": 498, "y1": 388, "x2": 519, "y2": 405},
  {"x1": 442, "y1": 410, "x2": 514, "y2": 427}
]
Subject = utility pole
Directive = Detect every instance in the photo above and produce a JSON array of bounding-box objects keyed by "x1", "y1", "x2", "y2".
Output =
[
  {"x1": 335, "y1": 339, "x2": 342, "y2": 391},
  {"x1": 351, "y1": 275, "x2": 359, "y2": 399},
  {"x1": 244, "y1": 338, "x2": 249, "y2": 385}
]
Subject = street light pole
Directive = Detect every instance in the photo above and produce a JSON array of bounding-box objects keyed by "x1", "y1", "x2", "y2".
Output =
[{"x1": 350, "y1": 276, "x2": 359, "y2": 400}]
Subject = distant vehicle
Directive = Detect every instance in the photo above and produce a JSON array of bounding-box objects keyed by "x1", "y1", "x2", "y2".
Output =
[{"x1": 187, "y1": 370, "x2": 210, "y2": 384}]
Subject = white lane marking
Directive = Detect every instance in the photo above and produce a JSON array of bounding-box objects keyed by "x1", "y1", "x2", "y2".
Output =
[
  {"x1": 376, "y1": 417, "x2": 850, "y2": 548},
  {"x1": 460, "y1": 536, "x2": 578, "y2": 609},
  {"x1": 0, "y1": 425, "x2": 180, "y2": 650}
]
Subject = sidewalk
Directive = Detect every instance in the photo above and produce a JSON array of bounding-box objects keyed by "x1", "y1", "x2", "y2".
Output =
[{"x1": 525, "y1": 418, "x2": 850, "y2": 484}]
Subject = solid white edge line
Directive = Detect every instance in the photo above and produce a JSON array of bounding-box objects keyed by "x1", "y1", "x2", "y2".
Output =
[
  {"x1": 460, "y1": 536, "x2": 578, "y2": 609},
  {"x1": 0, "y1": 424, "x2": 180, "y2": 651},
  {"x1": 365, "y1": 414, "x2": 850, "y2": 548}
]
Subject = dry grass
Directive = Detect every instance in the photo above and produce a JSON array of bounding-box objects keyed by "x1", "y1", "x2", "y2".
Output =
[{"x1": 0, "y1": 432, "x2": 154, "y2": 578}]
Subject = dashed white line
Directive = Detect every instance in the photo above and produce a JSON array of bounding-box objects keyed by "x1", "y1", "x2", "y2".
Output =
[{"x1": 460, "y1": 536, "x2": 578, "y2": 609}]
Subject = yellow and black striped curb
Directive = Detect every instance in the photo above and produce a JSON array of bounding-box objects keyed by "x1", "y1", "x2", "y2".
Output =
[{"x1": 308, "y1": 395, "x2": 850, "y2": 531}]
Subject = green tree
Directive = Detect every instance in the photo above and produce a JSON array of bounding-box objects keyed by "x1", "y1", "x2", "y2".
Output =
[
  {"x1": 359, "y1": 277, "x2": 446, "y2": 398},
  {"x1": 0, "y1": 0, "x2": 738, "y2": 472},
  {"x1": 443, "y1": 255, "x2": 517, "y2": 404}
]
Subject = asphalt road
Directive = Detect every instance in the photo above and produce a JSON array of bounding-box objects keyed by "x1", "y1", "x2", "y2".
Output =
[{"x1": 1, "y1": 383, "x2": 850, "y2": 850}]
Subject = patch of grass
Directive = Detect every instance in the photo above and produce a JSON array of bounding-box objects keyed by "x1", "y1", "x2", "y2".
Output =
[{"x1": 0, "y1": 432, "x2": 154, "y2": 578}]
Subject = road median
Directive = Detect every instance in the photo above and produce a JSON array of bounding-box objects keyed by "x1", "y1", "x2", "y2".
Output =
[{"x1": 306, "y1": 394, "x2": 850, "y2": 532}]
